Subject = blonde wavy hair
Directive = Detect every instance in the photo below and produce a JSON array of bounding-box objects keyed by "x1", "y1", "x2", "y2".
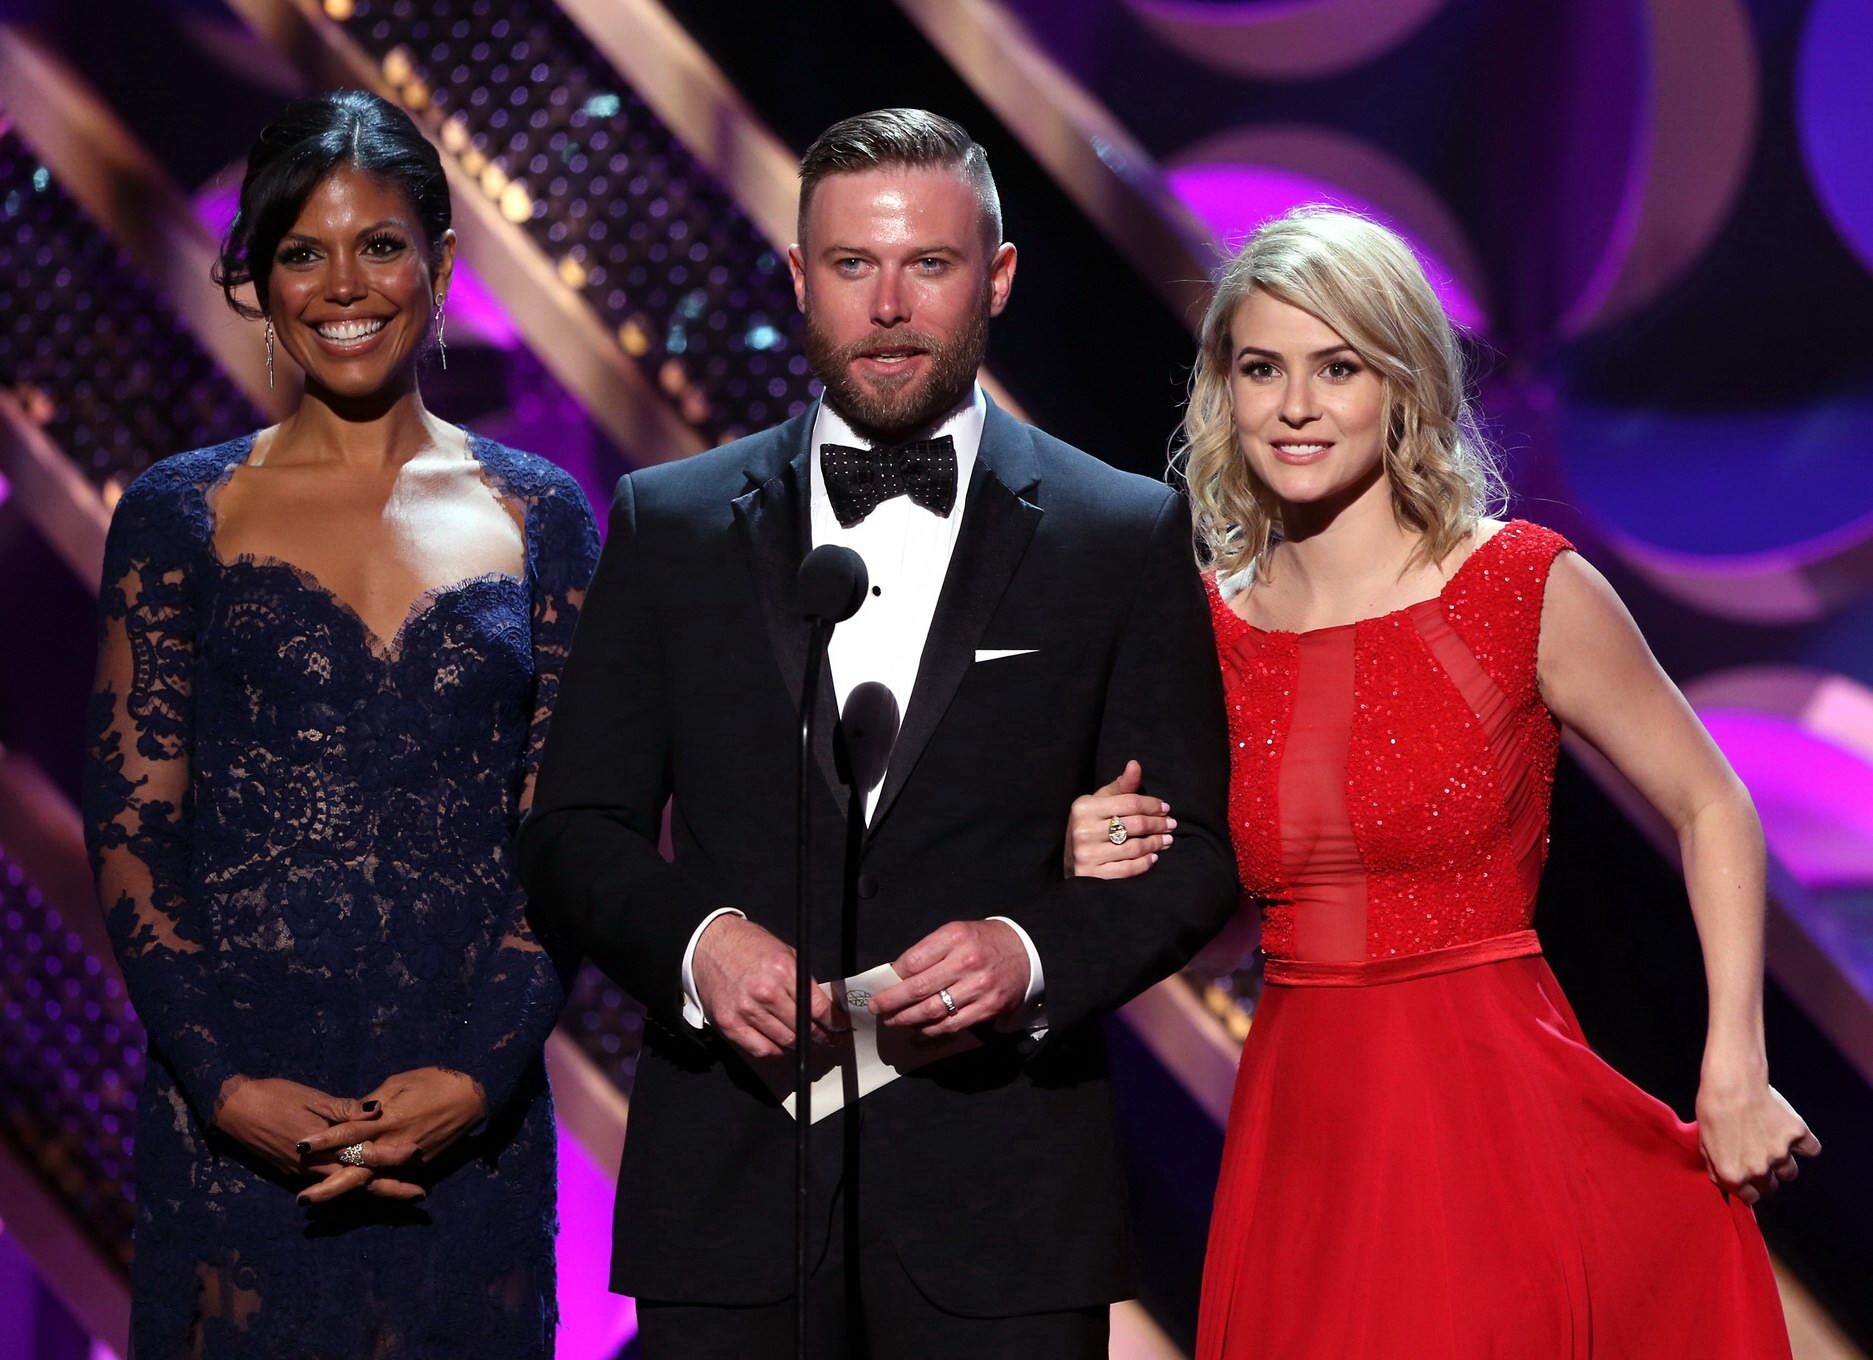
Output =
[{"x1": 1176, "y1": 206, "x2": 1505, "y2": 580}]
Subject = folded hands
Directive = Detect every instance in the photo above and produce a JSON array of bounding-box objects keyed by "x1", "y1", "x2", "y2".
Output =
[{"x1": 213, "y1": 1067, "x2": 488, "y2": 1207}]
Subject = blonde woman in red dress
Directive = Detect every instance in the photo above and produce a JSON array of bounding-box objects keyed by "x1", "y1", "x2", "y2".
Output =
[{"x1": 1065, "y1": 206, "x2": 1818, "y2": 1357}]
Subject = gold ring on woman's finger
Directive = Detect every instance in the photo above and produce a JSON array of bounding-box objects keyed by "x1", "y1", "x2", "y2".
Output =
[
  {"x1": 1107, "y1": 817, "x2": 1128, "y2": 846},
  {"x1": 337, "y1": 1143, "x2": 368, "y2": 1167}
]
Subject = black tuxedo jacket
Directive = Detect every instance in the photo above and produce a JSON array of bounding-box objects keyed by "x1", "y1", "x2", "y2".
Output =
[{"x1": 516, "y1": 397, "x2": 1235, "y2": 1315}]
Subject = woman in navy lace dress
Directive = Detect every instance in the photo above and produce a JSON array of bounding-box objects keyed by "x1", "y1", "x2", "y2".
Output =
[{"x1": 83, "y1": 91, "x2": 597, "y2": 1357}]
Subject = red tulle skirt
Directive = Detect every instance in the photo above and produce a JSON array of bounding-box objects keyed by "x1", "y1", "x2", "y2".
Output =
[{"x1": 1196, "y1": 933, "x2": 1790, "y2": 1359}]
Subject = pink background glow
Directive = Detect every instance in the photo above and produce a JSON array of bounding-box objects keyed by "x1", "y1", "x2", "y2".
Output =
[
  {"x1": 1164, "y1": 163, "x2": 1488, "y2": 333},
  {"x1": 1701, "y1": 709, "x2": 1873, "y2": 890},
  {"x1": 555, "y1": 1124, "x2": 637, "y2": 1359}
]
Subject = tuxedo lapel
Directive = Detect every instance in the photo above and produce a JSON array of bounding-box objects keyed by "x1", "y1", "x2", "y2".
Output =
[
  {"x1": 869, "y1": 403, "x2": 1043, "y2": 835},
  {"x1": 731, "y1": 416, "x2": 848, "y2": 818}
]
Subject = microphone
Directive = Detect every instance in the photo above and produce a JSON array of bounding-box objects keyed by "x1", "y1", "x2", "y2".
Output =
[
  {"x1": 836, "y1": 681, "x2": 901, "y2": 796},
  {"x1": 797, "y1": 544, "x2": 868, "y2": 624}
]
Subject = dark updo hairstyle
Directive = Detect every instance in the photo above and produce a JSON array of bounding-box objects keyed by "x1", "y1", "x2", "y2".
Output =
[{"x1": 213, "y1": 89, "x2": 451, "y2": 320}]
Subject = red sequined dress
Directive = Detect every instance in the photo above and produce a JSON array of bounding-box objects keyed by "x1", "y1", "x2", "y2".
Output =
[{"x1": 1196, "y1": 521, "x2": 1790, "y2": 1359}]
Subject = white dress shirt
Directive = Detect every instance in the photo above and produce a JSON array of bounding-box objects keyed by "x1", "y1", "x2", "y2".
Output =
[{"x1": 680, "y1": 385, "x2": 1046, "y2": 1031}]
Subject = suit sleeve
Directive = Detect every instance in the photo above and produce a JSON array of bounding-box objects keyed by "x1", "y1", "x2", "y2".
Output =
[
  {"x1": 1002, "y1": 491, "x2": 1237, "y2": 1039},
  {"x1": 513, "y1": 473, "x2": 723, "y2": 1036}
]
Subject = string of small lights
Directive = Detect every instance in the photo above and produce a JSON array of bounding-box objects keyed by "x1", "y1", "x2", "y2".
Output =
[
  {"x1": 0, "y1": 118, "x2": 260, "y2": 497},
  {"x1": 564, "y1": 965, "x2": 645, "y2": 1097},
  {"x1": 0, "y1": 843, "x2": 140, "y2": 1269},
  {"x1": 0, "y1": 117, "x2": 266, "y2": 1273},
  {"x1": 1196, "y1": 956, "x2": 1263, "y2": 1044},
  {"x1": 318, "y1": 0, "x2": 819, "y2": 448}
]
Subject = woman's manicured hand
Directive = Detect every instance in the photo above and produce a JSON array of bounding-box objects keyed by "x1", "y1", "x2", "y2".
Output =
[
  {"x1": 215, "y1": 1076, "x2": 378, "y2": 1178},
  {"x1": 1064, "y1": 760, "x2": 1173, "y2": 879},
  {"x1": 296, "y1": 1066, "x2": 488, "y2": 1193}
]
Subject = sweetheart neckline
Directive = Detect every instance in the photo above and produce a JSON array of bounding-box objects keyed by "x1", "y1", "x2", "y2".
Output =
[{"x1": 214, "y1": 551, "x2": 524, "y2": 661}]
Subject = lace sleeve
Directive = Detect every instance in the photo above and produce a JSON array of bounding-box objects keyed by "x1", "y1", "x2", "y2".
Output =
[
  {"x1": 446, "y1": 467, "x2": 599, "y2": 1117},
  {"x1": 520, "y1": 473, "x2": 602, "y2": 810},
  {"x1": 83, "y1": 467, "x2": 249, "y2": 1126}
]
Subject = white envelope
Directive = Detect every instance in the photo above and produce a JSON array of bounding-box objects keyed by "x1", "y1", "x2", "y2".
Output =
[
  {"x1": 749, "y1": 962, "x2": 983, "y2": 1123},
  {"x1": 973, "y1": 648, "x2": 1038, "y2": 662}
]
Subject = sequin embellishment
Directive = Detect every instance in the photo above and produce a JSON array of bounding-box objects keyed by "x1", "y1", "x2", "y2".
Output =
[{"x1": 1208, "y1": 522, "x2": 1575, "y2": 963}]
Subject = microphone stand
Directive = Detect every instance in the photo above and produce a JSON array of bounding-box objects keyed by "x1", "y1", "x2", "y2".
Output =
[
  {"x1": 795, "y1": 614, "x2": 831, "y2": 1360},
  {"x1": 831, "y1": 680, "x2": 900, "y2": 1344},
  {"x1": 790, "y1": 543, "x2": 866, "y2": 1359}
]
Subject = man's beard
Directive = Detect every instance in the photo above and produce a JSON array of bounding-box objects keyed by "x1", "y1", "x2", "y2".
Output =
[{"x1": 805, "y1": 301, "x2": 990, "y2": 444}]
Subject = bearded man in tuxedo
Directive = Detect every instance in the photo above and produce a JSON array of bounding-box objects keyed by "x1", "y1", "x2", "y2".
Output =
[{"x1": 517, "y1": 108, "x2": 1236, "y2": 1358}]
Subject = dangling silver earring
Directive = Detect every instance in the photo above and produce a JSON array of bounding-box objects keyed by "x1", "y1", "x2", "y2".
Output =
[
  {"x1": 433, "y1": 300, "x2": 447, "y2": 371},
  {"x1": 264, "y1": 318, "x2": 276, "y2": 389}
]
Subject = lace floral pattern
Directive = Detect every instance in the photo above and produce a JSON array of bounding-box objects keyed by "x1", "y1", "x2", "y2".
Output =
[{"x1": 83, "y1": 432, "x2": 598, "y2": 1359}]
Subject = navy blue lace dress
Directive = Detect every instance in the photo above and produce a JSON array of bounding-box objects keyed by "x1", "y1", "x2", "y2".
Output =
[{"x1": 83, "y1": 432, "x2": 598, "y2": 1358}]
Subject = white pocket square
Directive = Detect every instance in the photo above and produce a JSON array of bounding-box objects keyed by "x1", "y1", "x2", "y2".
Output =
[{"x1": 974, "y1": 648, "x2": 1038, "y2": 662}]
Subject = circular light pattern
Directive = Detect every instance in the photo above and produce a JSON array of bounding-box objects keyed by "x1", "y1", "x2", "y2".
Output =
[
  {"x1": 1560, "y1": 391, "x2": 1873, "y2": 622},
  {"x1": 1796, "y1": 0, "x2": 1873, "y2": 281},
  {"x1": 1139, "y1": 0, "x2": 1752, "y2": 349},
  {"x1": 1560, "y1": 0, "x2": 1758, "y2": 335},
  {"x1": 1122, "y1": 0, "x2": 1450, "y2": 81},
  {"x1": 1163, "y1": 126, "x2": 1489, "y2": 332},
  {"x1": 1686, "y1": 669, "x2": 1873, "y2": 890}
]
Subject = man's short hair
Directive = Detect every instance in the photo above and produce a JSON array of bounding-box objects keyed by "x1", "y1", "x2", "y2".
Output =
[{"x1": 797, "y1": 108, "x2": 1003, "y2": 246}]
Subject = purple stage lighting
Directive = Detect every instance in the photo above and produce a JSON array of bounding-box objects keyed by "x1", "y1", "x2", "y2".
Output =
[
  {"x1": 1798, "y1": 0, "x2": 1873, "y2": 282},
  {"x1": 1701, "y1": 709, "x2": 1873, "y2": 891},
  {"x1": 317, "y1": 0, "x2": 820, "y2": 444},
  {"x1": 1120, "y1": 0, "x2": 1450, "y2": 81},
  {"x1": 0, "y1": 846, "x2": 141, "y2": 1272},
  {"x1": 1560, "y1": 394, "x2": 1873, "y2": 622},
  {"x1": 554, "y1": 1123, "x2": 637, "y2": 1360},
  {"x1": 1159, "y1": 124, "x2": 1491, "y2": 334},
  {"x1": 0, "y1": 123, "x2": 258, "y2": 491}
]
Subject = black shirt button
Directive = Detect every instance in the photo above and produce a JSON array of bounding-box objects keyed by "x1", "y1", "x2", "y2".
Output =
[{"x1": 856, "y1": 873, "x2": 880, "y2": 899}]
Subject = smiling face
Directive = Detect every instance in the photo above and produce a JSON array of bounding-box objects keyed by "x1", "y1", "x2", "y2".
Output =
[
  {"x1": 789, "y1": 164, "x2": 1014, "y2": 442},
  {"x1": 266, "y1": 163, "x2": 454, "y2": 403},
  {"x1": 1228, "y1": 290, "x2": 1387, "y2": 511}
]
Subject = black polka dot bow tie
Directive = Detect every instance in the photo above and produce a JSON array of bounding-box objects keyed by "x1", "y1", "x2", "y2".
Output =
[{"x1": 819, "y1": 436, "x2": 959, "y2": 529}]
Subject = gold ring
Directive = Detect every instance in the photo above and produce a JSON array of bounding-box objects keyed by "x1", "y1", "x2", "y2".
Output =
[{"x1": 1107, "y1": 817, "x2": 1128, "y2": 846}]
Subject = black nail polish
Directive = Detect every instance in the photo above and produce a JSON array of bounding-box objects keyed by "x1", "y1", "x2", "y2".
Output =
[
  {"x1": 296, "y1": 1194, "x2": 310, "y2": 1207},
  {"x1": 362, "y1": 1100, "x2": 380, "y2": 1113},
  {"x1": 295, "y1": 1140, "x2": 311, "y2": 1154}
]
